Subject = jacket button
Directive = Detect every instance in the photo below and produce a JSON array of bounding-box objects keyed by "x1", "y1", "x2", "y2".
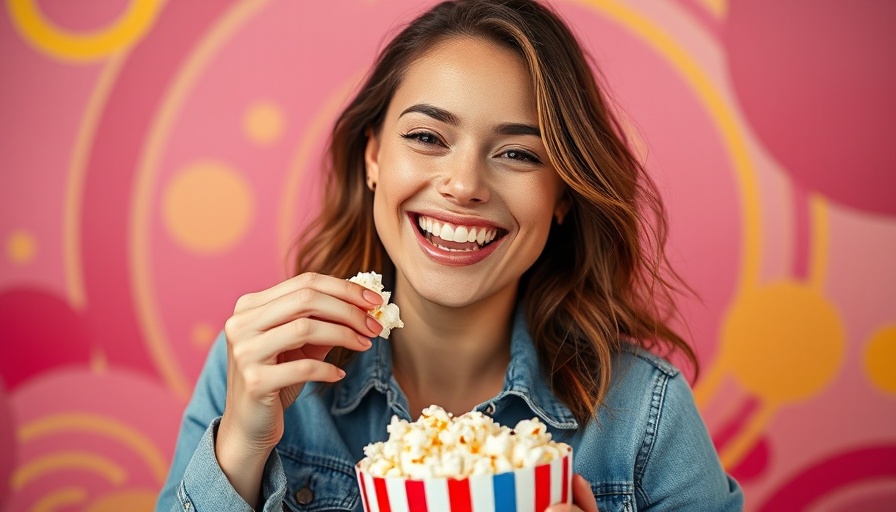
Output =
[{"x1": 295, "y1": 486, "x2": 314, "y2": 505}]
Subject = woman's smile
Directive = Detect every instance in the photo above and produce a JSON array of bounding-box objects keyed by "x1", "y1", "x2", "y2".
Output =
[{"x1": 364, "y1": 36, "x2": 568, "y2": 308}]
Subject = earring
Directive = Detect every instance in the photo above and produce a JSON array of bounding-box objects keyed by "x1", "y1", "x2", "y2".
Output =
[{"x1": 366, "y1": 177, "x2": 376, "y2": 191}]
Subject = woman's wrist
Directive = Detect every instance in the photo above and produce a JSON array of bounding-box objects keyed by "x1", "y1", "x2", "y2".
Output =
[{"x1": 214, "y1": 420, "x2": 272, "y2": 508}]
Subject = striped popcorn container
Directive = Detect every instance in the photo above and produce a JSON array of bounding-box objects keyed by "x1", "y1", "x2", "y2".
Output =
[{"x1": 355, "y1": 452, "x2": 573, "y2": 512}]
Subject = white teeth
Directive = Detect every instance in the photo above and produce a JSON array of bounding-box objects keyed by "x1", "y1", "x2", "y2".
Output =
[
  {"x1": 439, "y1": 223, "x2": 454, "y2": 241},
  {"x1": 416, "y1": 214, "x2": 500, "y2": 247}
]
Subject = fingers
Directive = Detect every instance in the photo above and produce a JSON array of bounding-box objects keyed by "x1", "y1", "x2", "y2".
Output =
[
  {"x1": 227, "y1": 274, "x2": 383, "y2": 340},
  {"x1": 545, "y1": 474, "x2": 598, "y2": 512},
  {"x1": 234, "y1": 272, "x2": 382, "y2": 314},
  {"x1": 572, "y1": 474, "x2": 599, "y2": 512},
  {"x1": 252, "y1": 317, "x2": 373, "y2": 362},
  {"x1": 243, "y1": 359, "x2": 346, "y2": 398}
]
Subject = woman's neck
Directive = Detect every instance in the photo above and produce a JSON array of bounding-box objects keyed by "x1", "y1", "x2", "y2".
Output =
[{"x1": 388, "y1": 273, "x2": 517, "y2": 418}]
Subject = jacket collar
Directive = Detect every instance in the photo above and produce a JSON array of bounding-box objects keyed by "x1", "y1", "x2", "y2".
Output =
[{"x1": 331, "y1": 305, "x2": 578, "y2": 430}]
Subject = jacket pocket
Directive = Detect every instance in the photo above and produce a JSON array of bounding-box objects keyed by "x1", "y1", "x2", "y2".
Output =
[
  {"x1": 280, "y1": 451, "x2": 360, "y2": 512},
  {"x1": 594, "y1": 482, "x2": 635, "y2": 512}
]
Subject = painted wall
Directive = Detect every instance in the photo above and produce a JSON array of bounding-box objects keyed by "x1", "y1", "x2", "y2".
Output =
[{"x1": 1, "y1": 0, "x2": 894, "y2": 510}]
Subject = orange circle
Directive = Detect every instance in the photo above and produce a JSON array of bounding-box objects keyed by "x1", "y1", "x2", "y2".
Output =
[
  {"x1": 162, "y1": 161, "x2": 254, "y2": 255},
  {"x1": 864, "y1": 325, "x2": 896, "y2": 395},
  {"x1": 721, "y1": 281, "x2": 846, "y2": 403}
]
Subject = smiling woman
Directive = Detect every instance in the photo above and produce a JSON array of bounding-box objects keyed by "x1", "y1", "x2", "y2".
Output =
[{"x1": 157, "y1": 1, "x2": 743, "y2": 511}]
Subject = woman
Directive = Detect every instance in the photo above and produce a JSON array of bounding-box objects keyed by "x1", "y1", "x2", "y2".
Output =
[{"x1": 158, "y1": 1, "x2": 743, "y2": 510}]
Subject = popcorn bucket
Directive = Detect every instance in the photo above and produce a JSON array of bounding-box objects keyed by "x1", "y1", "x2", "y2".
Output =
[{"x1": 355, "y1": 452, "x2": 572, "y2": 512}]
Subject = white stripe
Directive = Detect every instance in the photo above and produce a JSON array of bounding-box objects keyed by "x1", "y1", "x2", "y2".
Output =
[
  {"x1": 514, "y1": 466, "x2": 535, "y2": 512},
  {"x1": 550, "y1": 457, "x2": 564, "y2": 504},
  {"x1": 469, "y1": 474, "x2": 496, "y2": 512},
  {"x1": 424, "y1": 478, "x2": 450, "y2": 512},
  {"x1": 567, "y1": 455, "x2": 574, "y2": 504},
  {"x1": 364, "y1": 474, "x2": 381, "y2": 512},
  {"x1": 386, "y1": 477, "x2": 409, "y2": 512}
]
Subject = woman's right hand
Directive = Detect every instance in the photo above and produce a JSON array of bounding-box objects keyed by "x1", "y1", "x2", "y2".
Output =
[{"x1": 214, "y1": 272, "x2": 383, "y2": 505}]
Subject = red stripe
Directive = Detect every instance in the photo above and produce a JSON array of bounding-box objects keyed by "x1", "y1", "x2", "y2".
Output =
[
  {"x1": 374, "y1": 477, "x2": 392, "y2": 512},
  {"x1": 405, "y1": 479, "x2": 428, "y2": 512},
  {"x1": 358, "y1": 472, "x2": 371, "y2": 512},
  {"x1": 561, "y1": 455, "x2": 570, "y2": 503},
  {"x1": 535, "y1": 463, "x2": 551, "y2": 511},
  {"x1": 447, "y1": 478, "x2": 473, "y2": 512}
]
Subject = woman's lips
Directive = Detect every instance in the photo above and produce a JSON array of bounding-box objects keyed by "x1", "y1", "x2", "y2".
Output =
[{"x1": 409, "y1": 213, "x2": 506, "y2": 266}]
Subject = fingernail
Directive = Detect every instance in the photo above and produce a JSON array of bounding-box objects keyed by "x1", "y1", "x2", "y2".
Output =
[
  {"x1": 366, "y1": 315, "x2": 382, "y2": 335},
  {"x1": 362, "y1": 289, "x2": 382, "y2": 304},
  {"x1": 337, "y1": 369, "x2": 346, "y2": 379},
  {"x1": 357, "y1": 334, "x2": 373, "y2": 348}
]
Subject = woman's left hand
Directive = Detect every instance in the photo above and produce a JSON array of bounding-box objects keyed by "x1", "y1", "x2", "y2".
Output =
[{"x1": 545, "y1": 474, "x2": 599, "y2": 512}]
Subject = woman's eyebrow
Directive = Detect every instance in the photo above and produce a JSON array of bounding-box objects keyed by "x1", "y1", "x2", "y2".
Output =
[
  {"x1": 398, "y1": 103, "x2": 541, "y2": 138},
  {"x1": 494, "y1": 122, "x2": 541, "y2": 137},
  {"x1": 399, "y1": 103, "x2": 459, "y2": 125}
]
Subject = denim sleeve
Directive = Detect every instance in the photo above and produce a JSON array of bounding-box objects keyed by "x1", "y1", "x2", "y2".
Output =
[
  {"x1": 635, "y1": 372, "x2": 744, "y2": 511},
  {"x1": 156, "y1": 332, "x2": 288, "y2": 511}
]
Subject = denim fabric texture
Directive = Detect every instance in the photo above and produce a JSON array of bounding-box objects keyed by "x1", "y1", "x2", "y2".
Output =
[{"x1": 157, "y1": 307, "x2": 743, "y2": 511}]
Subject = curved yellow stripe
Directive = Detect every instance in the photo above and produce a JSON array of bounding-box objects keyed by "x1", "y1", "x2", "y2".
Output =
[
  {"x1": 278, "y1": 74, "x2": 362, "y2": 263},
  {"x1": 719, "y1": 401, "x2": 776, "y2": 469},
  {"x1": 64, "y1": 55, "x2": 128, "y2": 310},
  {"x1": 18, "y1": 412, "x2": 168, "y2": 485},
  {"x1": 808, "y1": 194, "x2": 830, "y2": 290},
  {"x1": 6, "y1": 0, "x2": 161, "y2": 62},
  {"x1": 30, "y1": 486, "x2": 88, "y2": 512},
  {"x1": 695, "y1": 0, "x2": 728, "y2": 19},
  {"x1": 130, "y1": 0, "x2": 271, "y2": 400},
  {"x1": 575, "y1": 0, "x2": 761, "y2": 291},
  {"x1": 572, "y1": 0, "x2": 763, "y2": 408},
  {"x1": 13, "y1": 452, "x2": 127, "y2": 490}
]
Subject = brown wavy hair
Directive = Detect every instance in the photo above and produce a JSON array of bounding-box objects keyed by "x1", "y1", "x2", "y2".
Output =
[{"x1": 294, "y1": 0, "x2": 697, "y2": 425}]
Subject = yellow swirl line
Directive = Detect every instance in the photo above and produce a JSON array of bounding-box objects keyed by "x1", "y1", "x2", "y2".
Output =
[
  {"x1": 18, "y1": 412, "x2": 168, "y2": 485},
  {"x1": 130, "y1": 0, "x2": 270, "y2": 400},
  {"x1": 719, "y1": 401, "x2": 777, "y2": 469},
  {"x1": 30, "y1": 486, "x2": 88, "y2": 512},
  {"x1": 572, "y1": 0, "x2": 762, "y2": 407},
  {"x1": 12, "y1": 452, "x2": 127, "y2": 490},
  {"x1": 808, "y1": 194, "x2": 830, "y2": 290},
  {"x1": 64, "y1": 54, "x2": 128, "y2": 310},
  {"x1": 695, "y1": 0, "x2": 728, "y2": 19}
]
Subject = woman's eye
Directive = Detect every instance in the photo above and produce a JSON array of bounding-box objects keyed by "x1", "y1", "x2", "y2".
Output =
[
  {"x1": 502, "y1": 149, "x2": 541, "y2": 164},
  {"x1": 401, "y1": 131, "x2": 442, "y2": 146}
]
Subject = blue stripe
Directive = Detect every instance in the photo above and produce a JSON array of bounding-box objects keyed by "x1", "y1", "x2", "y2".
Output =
[{"x1": 493, "y1": 471, "x2": 517, "y2": 512}]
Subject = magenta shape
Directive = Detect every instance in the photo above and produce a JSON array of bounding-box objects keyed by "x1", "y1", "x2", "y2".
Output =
[
  {"x1": 725, "y1": 0, "x2": 896, "y2": 216},
  {"x1": 757, "y1": 445, "x2": 896, "y2": 511},
  {"x1": 0, "y1": 379, "x2": 13, "y2": 508},
  {"x1": 0, "y1": 288, "x2": 92, "y2": 389}
]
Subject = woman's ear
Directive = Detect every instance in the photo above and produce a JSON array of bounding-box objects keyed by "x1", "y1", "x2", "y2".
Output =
[
  {"x1": 364, "y1": 128, "x2": 381, "y2": 188},
  {"x1": 554, "y1": 192, "x2": 572, "y2": 225}
]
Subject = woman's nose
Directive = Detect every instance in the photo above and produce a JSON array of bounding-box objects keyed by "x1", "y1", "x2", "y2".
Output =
[{"x1": 436, "y1": 152, "x2": 490, "y2": 205}]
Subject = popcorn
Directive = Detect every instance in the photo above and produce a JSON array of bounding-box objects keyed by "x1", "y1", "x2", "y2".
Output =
[
  {"x1": 357, "y1": 405, "x2": 570, "y2": 479},
  {"x1": 348, "y1": 271, "x2": 404, "y2": 338}
]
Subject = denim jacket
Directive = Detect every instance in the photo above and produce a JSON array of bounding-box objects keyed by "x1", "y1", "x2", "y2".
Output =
[{"x1": 157, "y1": 308, "x2": 743, "y2": 511}]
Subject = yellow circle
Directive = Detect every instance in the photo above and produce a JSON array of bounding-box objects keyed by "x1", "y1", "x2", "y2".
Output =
[
  {"x1": 721, "y1": 281, "x2": 845, "y2": 403},
  {"x1": 162, "y1": 161, "x2": 254, "y2": 254},
  {"x1": 864, "y1": 325, "x2": 896, "y2": 395},
  {"x1": 191, "y1": 322, "x2": 216, "y2": 348},
  {"x1": 244, "y1": 100, "x2": 285, "y2": 145},
  {"x1": 7, "y1": 0, "x2": 161, "y2": 62},
  {"x1": 86, "y1": 489, "x2": 158, "y2": 512},
  {"x1": 6, "y1": 230, "x2": 37, "y2": 263}
]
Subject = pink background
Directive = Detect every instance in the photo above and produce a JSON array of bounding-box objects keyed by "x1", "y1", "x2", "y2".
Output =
[{"x1": 1, "y1": 0, "x2": 895, "y2": 510}]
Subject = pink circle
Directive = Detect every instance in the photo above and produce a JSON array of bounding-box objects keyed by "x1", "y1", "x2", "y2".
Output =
[
  {"x1": 0, "y1": 288, "x2": 92, "y2": 389},
  {"x1": 726, "y1": 0, "x2": 896, "y2": 215}
]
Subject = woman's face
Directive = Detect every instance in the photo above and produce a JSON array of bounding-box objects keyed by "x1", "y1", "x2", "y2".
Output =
[{"x1": 365, "y1": 36, "x2": 568, "y2": 309}]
